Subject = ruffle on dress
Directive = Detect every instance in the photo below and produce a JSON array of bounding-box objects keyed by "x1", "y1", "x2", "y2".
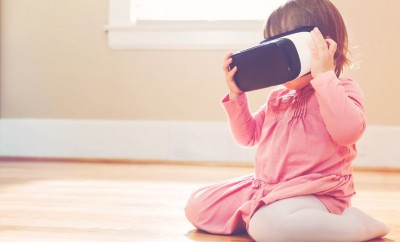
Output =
[{"x1": 185, "y1": 173, "x2": 354, "y2": 235}]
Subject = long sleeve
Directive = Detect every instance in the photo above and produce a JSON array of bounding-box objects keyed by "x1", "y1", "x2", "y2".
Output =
[
  {"x1": 311, "y1": 71, "x2": 366, "y2": 146},
  {"x1": 221, "y1": 93, "x2": 267, "y2": 147}
]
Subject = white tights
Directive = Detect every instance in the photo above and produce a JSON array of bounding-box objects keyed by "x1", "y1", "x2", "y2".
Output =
[{"x1": 248, "y1": 196, "x2": 390, "y2": 242}]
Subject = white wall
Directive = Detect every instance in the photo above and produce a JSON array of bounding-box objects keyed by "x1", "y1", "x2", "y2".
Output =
[{"x1": 1, "y1": 0, "x2": 399, "y2": 168}]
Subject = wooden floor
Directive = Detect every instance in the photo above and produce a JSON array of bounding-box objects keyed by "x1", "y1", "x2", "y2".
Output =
[{"x1": 0, "y1": 160, "x2": 399, "y2": 242}]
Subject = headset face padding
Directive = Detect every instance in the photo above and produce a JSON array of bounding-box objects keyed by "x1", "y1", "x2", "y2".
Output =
[{"x1": 230, "y1": 26, "x2": 314, "y2": 92}]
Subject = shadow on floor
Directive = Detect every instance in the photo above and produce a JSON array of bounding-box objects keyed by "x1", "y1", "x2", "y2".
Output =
[{"x1": 186, "y1": 229, "x2": 252, "y2": 242}]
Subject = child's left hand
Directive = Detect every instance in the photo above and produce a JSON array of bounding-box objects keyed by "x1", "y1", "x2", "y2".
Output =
[{"x1": 310, "y1": 27, "x2": 337, "y2": 78}]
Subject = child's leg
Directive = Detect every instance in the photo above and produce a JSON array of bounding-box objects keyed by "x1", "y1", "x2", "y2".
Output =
[
  {"x1": 185, "y1": 175, "x2": 255, "y2": 234},
  {"x1": 248, "y1": 195, "x2": 390, "y2": 242}
]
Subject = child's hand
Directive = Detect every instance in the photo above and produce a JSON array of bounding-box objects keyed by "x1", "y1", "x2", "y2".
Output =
[
  {"x1": 310, "y1": 27, "x2": 337, "y2": 78},
  {"x1": 222, "y1": 52, "x2": 243, "y2": 100}
]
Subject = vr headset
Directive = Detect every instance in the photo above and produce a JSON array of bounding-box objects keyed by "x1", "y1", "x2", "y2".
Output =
[{"x1": 230, "y1": 26, "x2": 314, "y2": 92}]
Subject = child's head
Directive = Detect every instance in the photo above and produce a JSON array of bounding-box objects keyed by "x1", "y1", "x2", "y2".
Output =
[{"x1": 264, "y1": 0, "x2": 349, "y2": 76}]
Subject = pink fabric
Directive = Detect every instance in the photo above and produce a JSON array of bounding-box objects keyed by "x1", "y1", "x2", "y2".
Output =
[{"x1": 185, "y1": 71, "x2": 366, "y2": 235}]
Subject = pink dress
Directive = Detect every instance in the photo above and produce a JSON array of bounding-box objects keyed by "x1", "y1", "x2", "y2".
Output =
[{"x1": 185, "y1": 71, "x2": 366, "y2": 235}]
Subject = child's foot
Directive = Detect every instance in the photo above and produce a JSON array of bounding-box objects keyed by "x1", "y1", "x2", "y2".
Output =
[{"x1": 343, "y1": 207, "x2": 390, "y2": 241}]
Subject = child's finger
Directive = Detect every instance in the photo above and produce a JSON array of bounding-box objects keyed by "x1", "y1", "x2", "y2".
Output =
[
  {"x1": 227, "y1": 66, "x2": 237, "y2": 79},
  {"x1": 308, "y1": 39, "x2": 318, "y2": 58},
  {"x1": 223, "y1": 51, "x2": 234, "y2": 62},
  {"x1": 325, "y1": 38, "x2": 337, "y2": 57},
  {"x1": 222, "y1": 58, "x2": 233, "y2": 73},
  {"x1": 311, "y1": 27, "x2": 327, "y2": 52}
]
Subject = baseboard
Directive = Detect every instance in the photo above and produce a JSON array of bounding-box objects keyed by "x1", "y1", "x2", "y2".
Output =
[
  {"x1": 0, "y1": 119, "x2": 399, "y2": 168},
  {"x1": 0, "y1": 156, "x2": 255, "y2": 168}
]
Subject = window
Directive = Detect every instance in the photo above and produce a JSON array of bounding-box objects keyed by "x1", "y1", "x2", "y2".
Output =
[{"x1": 105, "y1": 0, "x2": 286, "y2": 50}]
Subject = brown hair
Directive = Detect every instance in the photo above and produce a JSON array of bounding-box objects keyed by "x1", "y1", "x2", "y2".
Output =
[{"x1": 264, "y1": 0, "x2": 349, "y2": 76}]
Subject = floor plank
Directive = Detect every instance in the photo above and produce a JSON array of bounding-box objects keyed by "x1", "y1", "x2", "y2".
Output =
[{"x1": 0, "y1": 161, "x2": 399, "y2": 241}]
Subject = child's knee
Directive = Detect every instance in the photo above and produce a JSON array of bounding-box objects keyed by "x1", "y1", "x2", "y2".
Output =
[
  {"x1": 185, "y1": 191, "x2": 201, "y2": 227},
  {"x1": 185, "y1": 189, "x2": 211, "y2": 230},
  {"x1": 185, "y1": 188, "x2": 235, "y2": 234}
]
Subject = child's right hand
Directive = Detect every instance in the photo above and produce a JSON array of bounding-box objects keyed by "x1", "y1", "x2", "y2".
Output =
[{"x1": 222, "y1": 52, "x2": 243, "y2": 100}]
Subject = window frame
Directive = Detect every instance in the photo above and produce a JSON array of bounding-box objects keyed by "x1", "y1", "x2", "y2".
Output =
[{"x1": 105, "y1": 0, "x2": 266, "y2": 50}]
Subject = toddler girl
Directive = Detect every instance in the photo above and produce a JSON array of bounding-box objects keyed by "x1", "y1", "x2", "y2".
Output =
[{"x1": 185, "y1": 0, "x2": 390, "y2": 241}]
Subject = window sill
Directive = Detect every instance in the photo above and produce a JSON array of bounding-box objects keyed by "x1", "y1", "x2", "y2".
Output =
[{"x1": 104, "y1": 20, "x2": 265, "y2": 50}]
